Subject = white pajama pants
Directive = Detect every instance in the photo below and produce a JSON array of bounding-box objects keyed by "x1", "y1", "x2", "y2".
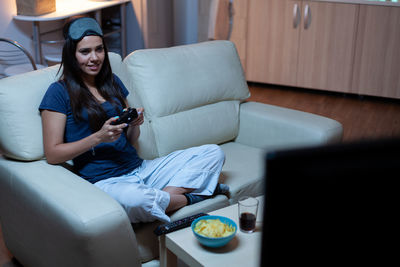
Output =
[{"x1": 94, "y1": 144, "x2": 225, "y2": 223}]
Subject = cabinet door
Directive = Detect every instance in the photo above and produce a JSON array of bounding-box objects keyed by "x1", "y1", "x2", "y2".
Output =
[
  {"x1": 352, "y1": 5, "x2": 400, "y2": 99},
  {"x1": 246, "y1": 0, "x2": 301, "y2": 86},
  {"x1": 297, "y1": 1, "x2": 358, "y2": 92},
  {"x1": 229, "y1": 0, "x2": 249, "y2": 72}
]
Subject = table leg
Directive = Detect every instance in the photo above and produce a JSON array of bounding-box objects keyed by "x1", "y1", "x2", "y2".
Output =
[
  {"x1": 159, "y1": 235, "x2": 178, "y2": 267},
  {"x1": 32, "y1": 21, "x2": 43, "y2": 64}
]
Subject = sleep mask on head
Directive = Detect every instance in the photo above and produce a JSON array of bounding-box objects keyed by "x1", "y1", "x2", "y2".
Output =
[{"x1": 68, "y1": 17, "x2": 103, "y2": 41}]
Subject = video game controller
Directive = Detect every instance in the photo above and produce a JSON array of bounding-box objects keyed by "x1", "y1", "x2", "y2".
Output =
[{"x1": 111, "y1": 108, "x2": 138, "y2": 125}]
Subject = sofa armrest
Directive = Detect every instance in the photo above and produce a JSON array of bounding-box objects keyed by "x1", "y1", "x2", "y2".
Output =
[
  {"x1": 0, "y1": 158, "x2": 141, "y2": 267},
  {"x1": 235, "y1": 102, "x2": 343, "y2": 150}
]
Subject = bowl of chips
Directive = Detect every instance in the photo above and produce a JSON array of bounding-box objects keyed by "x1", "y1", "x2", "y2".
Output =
[{"x1": 191, "y1": 215, "x2": 237, "y2": 248}]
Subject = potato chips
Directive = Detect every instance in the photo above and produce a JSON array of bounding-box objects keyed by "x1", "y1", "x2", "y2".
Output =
[{"x1": 194, "y1": 219, "x2": 236, "y2": 238}]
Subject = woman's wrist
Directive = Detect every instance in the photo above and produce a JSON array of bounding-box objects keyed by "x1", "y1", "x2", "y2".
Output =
[
  {"x1": 89, "y1": 132, "x2": 102, "y2": 156},
  {"x1": 127, "y1": 124, "x2": 140, "y2": 143},
  {"x1": 91, "y1": 132, "x2": 102, "y2": 148}
]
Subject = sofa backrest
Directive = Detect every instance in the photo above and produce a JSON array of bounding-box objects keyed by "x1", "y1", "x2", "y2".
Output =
[
  {"x1": 123, "y1": 40, "x2": 250, "y2": 159},
  {"x1": 0, "y1": 66, "x2": 58, "y2": 161},
  {"x1": 0, "y1": 52, "x2": 124, "y2": 161}
]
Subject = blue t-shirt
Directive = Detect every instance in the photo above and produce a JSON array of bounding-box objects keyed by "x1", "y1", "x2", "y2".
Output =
[{"x1": 39, "y1": 74, "x2": 143, "y2": 183}]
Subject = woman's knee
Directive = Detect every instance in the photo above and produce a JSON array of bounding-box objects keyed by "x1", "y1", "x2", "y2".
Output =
[
  {"x1": 121, "y1": 187, "x2": 170, "y2": 222},
  {"x1": 118, "y1": 190, "x2": 148, "y2": 210}
]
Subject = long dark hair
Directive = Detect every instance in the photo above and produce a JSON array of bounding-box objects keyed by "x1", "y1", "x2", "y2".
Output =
[{"x1": 59, "y1": 16, "x2": 127, "y2": 132}]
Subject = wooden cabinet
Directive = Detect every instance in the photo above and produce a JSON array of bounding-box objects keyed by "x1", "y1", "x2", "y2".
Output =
[
  {"x1": 246, "y1": 0, "x2": 358, "y2": 93},
  {"x1": 352, "y1": 5, "x2": 400, "y2": 99},
  {"x1": 297, "y1": 1, "x2": 357, "y2": 92},
  {"x1": 247, "y1": 0, "x2": 300, "y2": 87}
]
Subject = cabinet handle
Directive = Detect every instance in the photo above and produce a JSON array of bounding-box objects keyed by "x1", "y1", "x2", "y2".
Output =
[
  {"x1": 293, "y1": 3, "x2": 301, "y2": 29},
  {"x1": 304, "y1": 4, "x2": 311, "y2": 29}
]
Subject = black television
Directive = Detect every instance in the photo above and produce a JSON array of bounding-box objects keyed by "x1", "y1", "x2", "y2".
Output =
[{"x1": 261, "y1": 137, "x2": 399, "y2": 266}]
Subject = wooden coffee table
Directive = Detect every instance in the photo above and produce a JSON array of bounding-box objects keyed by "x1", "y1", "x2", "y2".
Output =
[{"x1": 159, "y1": 196, "x2": 264, "y2": 267}]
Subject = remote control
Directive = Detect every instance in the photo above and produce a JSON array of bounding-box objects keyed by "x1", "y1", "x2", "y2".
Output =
[{"x1": 154, "y1": 212, "x2": 208, "y2": 236}]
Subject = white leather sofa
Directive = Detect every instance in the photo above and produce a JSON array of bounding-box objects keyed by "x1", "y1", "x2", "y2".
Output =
[{"x1": 0, "y1": 41, "x2": 343, "y2": 266}]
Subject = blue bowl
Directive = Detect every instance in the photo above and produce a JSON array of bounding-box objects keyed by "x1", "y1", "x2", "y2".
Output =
[{"x1": 191, "y1": 215, "x2": 237, "y2": 248}]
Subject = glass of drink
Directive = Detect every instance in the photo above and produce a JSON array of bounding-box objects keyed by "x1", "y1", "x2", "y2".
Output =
[{"x1": 238, "y1": 196, "x2": 259, "y2": 233}]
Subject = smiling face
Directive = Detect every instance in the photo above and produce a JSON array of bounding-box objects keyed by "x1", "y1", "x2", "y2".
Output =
[{"x1": 75, "y1": 35, "x2": 105, "y2": 83}]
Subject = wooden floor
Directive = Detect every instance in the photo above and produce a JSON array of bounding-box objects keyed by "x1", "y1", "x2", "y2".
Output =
[
  {"x1": 1, "y1": 83, "x2": 400, "y2": 266},
  {"x1": 247, "y1": 83, "x2": 400, "y2": 142}
]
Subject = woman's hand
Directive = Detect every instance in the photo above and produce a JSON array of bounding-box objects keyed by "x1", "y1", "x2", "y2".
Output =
[
  {"x1": 126, "y1": 107, "x2": 144, "y2": 144},
  {"x1": 96, "y1": 116, "x2": 128, "y2": 143},
  {"x1": 129, "y1": 107, "x2": 144, "y2": 127}
]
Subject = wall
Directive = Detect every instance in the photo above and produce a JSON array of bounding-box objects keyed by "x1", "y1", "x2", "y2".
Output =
[
  {"x1": 0, "y1": 0, "x2": 33, "y2": 53},
  {"x1": 0, "y1": 0, "x2": 200, "y2": 64},
  {"x1": 0, "y1": 0, "x2": 150, "y2": 64},
  {"x1": 126, "y1": 1, "x2": 145, "y2": 52},
  {"x1": 173, "y1": 0, "x2": 198, "y2": 45}
]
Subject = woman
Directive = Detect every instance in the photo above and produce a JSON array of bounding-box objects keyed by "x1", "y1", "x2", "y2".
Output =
[{"x1": 39, "y1": 17, "x2": 227, "y2": 223}]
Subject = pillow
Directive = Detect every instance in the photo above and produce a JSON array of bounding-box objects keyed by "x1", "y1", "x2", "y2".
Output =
[
  {"x1": 123, "y1": 40, "x2": 250, "y2": 119},
  {"x1": 0, "y1": 66, "x2": 59, "y2": 161}
]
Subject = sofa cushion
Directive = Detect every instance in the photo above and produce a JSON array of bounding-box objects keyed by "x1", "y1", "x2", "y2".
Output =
[
  {"x1": 124, "y1": 40, "x2": 249, "y2": 118},
  {"x1": 220, "y1": 142, "x2": 266, "y2": 203},
  {"x1": 0, "y1": 53, "x2": 124, "y2": 161},
  {"x1": 152, "y1": 100, "x2": 240, "y2": 157},
  {"x1": 0, "y1": 66, "x2": 59, "y2": 161},
  {"x1": 123, "y1": 40, "x2": 250, "y2": 157}
]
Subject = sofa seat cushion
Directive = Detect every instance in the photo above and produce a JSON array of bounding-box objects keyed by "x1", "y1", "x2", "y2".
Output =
[{"x1": 220, "y1": 142, "x2": 266, "y2": 203}]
